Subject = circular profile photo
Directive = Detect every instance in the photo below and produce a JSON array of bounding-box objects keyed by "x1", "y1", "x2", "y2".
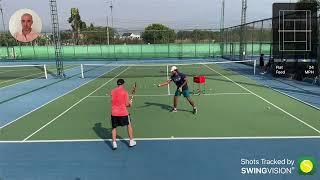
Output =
[{"x1": 9, "y1": 9, "x2": 42, "y2": 43}]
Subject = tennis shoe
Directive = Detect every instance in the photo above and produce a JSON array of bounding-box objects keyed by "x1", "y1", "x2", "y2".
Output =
[
  {"x1": 112, "y1": 141, "x2": 117, "y2": 150},
  {"x1": 193, "y1": 107, "x2": 197, "y2": 114},
  {"x1": 171, "y1": 108, "x2": 178, "y2": 112},
  {"x1": 129, "y1": 140, "x2": 136, "y2": 147}
]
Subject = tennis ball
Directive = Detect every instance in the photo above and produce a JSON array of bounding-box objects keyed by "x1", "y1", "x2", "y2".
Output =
[{"x1": 300, "y1": 160, "x2": 314, "y2": 173}]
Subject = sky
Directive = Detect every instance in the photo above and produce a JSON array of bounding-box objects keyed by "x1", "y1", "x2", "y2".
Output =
[{"x1": 0, "y1": 0, "x2": 295, "y2": 32}]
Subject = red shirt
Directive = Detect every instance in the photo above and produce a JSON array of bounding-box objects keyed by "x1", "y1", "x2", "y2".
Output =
[{"x1": 111, "y1": 86, "x2": 129, "y2": 116}]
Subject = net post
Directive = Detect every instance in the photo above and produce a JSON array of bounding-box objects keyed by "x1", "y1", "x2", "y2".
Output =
[
  {"x1": 253, "y1": 60, "x2": 256, "y2": 75},
  {"x1": 44, "y1": 64, "x2": 48, "y2": 79},
  {"x1": 166, "y1": 64, "x2": 170, "y2": 95},
  {"x1": 81, "y1": 64, "x2": 84, "y2": 78}
]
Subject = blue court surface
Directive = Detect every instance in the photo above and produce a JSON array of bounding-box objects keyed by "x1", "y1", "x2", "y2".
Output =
[{"x1": 0, "y1": 138, "x2": 320, "y2": 180}]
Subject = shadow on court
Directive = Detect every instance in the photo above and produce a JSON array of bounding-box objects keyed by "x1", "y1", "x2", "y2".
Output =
[
  {"x1": 140, "y1": 102, "x2": 193, "y2": 113},
  {"x1": 92, "y1": 123, "x2": 128, "y2": 149}
]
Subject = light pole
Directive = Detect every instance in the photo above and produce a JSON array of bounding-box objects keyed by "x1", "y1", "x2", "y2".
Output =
[
  {"x1": 240, "y1": 0, "x2": 247, "y2": 61},
  {"x1": 106, "y1": 1, "x2": 113, "y2": 45},
  {"x1": 220, "y1": 0, "x2": 225, "y2": 57},
  {"x1": 110, "y1": 2, "x2": 114, "y2": 28}
]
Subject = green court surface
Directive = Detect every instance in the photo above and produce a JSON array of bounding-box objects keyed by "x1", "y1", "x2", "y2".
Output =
[
  {"x1": 0, "y1": 64, "x2": 76, "y2": 88},
  {"x1": 0, "y1": 63, "x2": 319, "y2": 141}
]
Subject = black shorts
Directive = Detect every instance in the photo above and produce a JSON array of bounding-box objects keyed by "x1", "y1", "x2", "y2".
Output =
[
  {"x1": 260, "y1": 60, "x2": 264, "y2": 67},
  {"x1": 111, "y1": 115, "x2": 131, "y2": 128}
]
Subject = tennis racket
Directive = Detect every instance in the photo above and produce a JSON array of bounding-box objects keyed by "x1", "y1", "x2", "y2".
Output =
[{"x1": 130, "y1": 82, "x2": 137, "y2": 102}]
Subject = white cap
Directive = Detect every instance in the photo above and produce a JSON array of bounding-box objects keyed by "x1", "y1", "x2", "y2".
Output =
[{"x1": 170, "y1": 66, "x2": 178, "y2": 72}]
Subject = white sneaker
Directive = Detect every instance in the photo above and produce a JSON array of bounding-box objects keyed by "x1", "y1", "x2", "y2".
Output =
[
  {"x1": 112, "y1": 141, "x2": 117, "y2": 150},
  {"x1": 193, "y1": 107, "x2": 197, "y2": 114},
  {"x1": 129, "y1": 140, "x2": 137, "y2": 147},
  {"x1": 171, "y1": 108, "x2": 178, "y2": 113}
]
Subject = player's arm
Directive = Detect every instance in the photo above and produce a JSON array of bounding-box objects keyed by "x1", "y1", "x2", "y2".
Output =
[
  {"x1": 125, "y1": 93, "x2": 132, "y2": 107},
  {"x1": 158, "y1": 79, "x2": 172, "y2": 87},
  {"x1": 180, "y1": 77, "x2": 188, "y2": 89},
  {"x1": 178, "y1": 75, "x2": 188, "y2": 92}
]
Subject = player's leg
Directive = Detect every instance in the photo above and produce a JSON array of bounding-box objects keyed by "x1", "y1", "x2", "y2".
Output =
[
  {"x1": 112, "y1": 128, "x2": 117, "y2": 149},
  {"x1": 173, "y1": 89, "x2": 180, "y2": 112},
  {"x1": 186, "y1": 97, "x2": 195, "y2": 107},
  {"x1": 126, "y1": 116, "x2": 136, "y2": 147},
  {"x1": 112, "y1": 128, "x2": 117, "y2": 142},
  {"x1": 127, "y1": 124, "x2": 133, "y2": 140},
  {"x1": 111, "y1": 116, "x2": 118, "y2": 149},
  {"x1": 259, "y1": 60, "x2": 265, "y2": 74},
  {"x1": 183, "y1": 90, "x2": 197, "y2": 114},
  {"x1": 173, "y1": 96, "x2": 178, "y2": 112}
]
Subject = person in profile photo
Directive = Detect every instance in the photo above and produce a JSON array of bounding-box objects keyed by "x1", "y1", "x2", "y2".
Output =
[{"x1": 14, "y1": 13, "x2": 39, "y2": 42}]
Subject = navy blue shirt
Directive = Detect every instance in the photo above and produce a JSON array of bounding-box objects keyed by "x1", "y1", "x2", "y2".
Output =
[{"x1": 171, "y1": 72, "x2": 188, "y2": 90}]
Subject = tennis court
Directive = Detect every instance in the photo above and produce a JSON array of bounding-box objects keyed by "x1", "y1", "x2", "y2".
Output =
[
  {"x1": 0, "y1": 59, "x2": 319, "y2": 142},
  {"x1": 1, "y1": 0, "x2": 320, "y2": 179},
  {"x1": 0, "y1": 64, "x2": 77, "y2": 89}
]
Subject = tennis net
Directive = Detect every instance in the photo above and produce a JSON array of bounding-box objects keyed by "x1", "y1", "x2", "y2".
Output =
[
  {"x1": 80, "y1": 60, "x2": 257, "y2": 79},
  {"x1": 0, "y1": 64, "x2": 48, "y2": 80}
]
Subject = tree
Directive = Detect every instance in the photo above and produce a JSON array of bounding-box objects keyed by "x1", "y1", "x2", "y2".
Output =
[
  {"x1": 177, "y1": 31, "x2": 193, "y2": 40},
  {"x1": 82, "y1": 26, "x2": 118, "y2": 45},
  {"x1": 177, "y1": 30, "x2": 220, "y2": 42},
  {"x1": 88, "y1": 23, "x2": 95, "y2": 30},
  {"x1": 68, "y1": 8, "x2": 87, "y2": 32},
  {"x1": 141, "y1": 24, "x2": 176, "y2": 44},
  {"x1": 68, "y1": 8, "x2": 87, "y2": 44}
]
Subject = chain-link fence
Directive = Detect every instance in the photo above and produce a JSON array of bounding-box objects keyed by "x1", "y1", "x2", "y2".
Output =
[
  {"x1": 221, "y1": 18, "x2": 273, "y2": 61},
  {"x1": 0, "y1": 29, "x2": 222, "y2": 60},
  {"x1": 221, "y1": 15, "x2": 320, "y2": 82}
]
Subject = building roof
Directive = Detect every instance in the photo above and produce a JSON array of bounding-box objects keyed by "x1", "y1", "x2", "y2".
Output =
[{"x1": 122, "y1": 33, "x2": 133, "y2": 37}]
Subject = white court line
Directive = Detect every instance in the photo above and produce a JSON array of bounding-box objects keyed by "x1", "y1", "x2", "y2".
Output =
[
  {"x1": 203, "y1": 64, "x2": 320, "y2": 134},
  {"x1": 0, "y1": 66, "x2": 119, "y2": 130},
  {"x1": 0, "y1": 64, "x2": 45, "y2": 68},
  {"x1": 0, "y1": 64, "x2": 52, "y2": 85},
  {"x1": 23, "y1": 67, "x2": 130, "y2": 141},
  {"x1": 88, "y1": 93, "x2": 252, "y2": 98},
  {"x1": 81, "y1": 60, "x2": 255, "y2": 67},
  {"x1": 0, "y1": 65, "x2": 76, "y2": 91},
  {"x1": 263, "y1": 83, "x2": 320, "y2": 111},
  {"x1": 220, "y1": 62, "x2": 320, "y2": 111},
  {"x1": 1, "y1": 136, "x2": 320, "y2": 144},
  {"x1": 203, "y1": 93, "x2": 251, "y2": 96},
  {"x1": 0, "y1": 69, "x2": 26, "y2": 74},
  {"x1": 0, "y1": 78, "x2": 35, "y2": 90},
  {"x1": 0, "y1": 71, "x2": 44, "y2": 85}
]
